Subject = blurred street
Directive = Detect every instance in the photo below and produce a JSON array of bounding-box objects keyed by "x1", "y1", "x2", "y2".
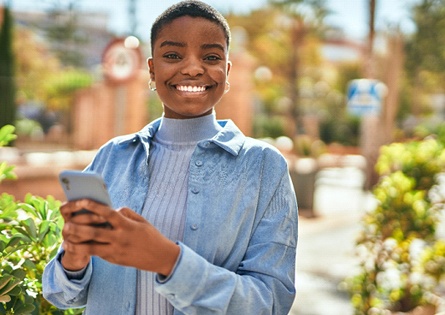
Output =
[{"x1": 290, "y1": 166, "x2": 377, "y2": 315}]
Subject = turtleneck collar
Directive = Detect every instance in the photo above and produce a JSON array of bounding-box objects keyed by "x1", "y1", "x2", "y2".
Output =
[{"x1": 155, "y1": 113, "x2": 223, "y2": 144}]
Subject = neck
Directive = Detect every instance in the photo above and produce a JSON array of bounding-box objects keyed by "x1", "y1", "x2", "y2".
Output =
[{"x1": 156, "y1": 113, "x2": 222, "y2": 143}]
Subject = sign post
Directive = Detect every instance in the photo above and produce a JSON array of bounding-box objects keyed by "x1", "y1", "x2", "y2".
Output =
[{"x1": 347, "y1": 79, "x2": 387, "y2": 189}]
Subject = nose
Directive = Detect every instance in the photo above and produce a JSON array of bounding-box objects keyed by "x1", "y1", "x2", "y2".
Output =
[{"x1": 181, "y1": 56, "x2": 204, "y2": 77}]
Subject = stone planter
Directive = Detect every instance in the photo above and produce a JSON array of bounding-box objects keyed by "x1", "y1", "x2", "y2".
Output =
[{"x1": 289, "y1": 157, "x2": 318, "y2": 217}]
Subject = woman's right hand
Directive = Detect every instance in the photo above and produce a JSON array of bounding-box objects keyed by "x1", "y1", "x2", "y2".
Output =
[{"x1": 58, "y1": 199, "x2": 180, "y2": 276}]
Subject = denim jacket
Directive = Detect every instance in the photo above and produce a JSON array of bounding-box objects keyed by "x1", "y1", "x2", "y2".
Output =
[{"x1": 43, "y1": 119, "x2": 298, "y2": 315}]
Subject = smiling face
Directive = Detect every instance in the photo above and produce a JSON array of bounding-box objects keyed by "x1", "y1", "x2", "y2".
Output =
[{"x1": 148, "y1": 16, "x2": 231, "y2": 119}]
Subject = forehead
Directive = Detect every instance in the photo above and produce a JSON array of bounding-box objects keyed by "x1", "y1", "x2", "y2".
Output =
[{"x1": 154, "y1": 16, "x2": 227, "y2": 51}]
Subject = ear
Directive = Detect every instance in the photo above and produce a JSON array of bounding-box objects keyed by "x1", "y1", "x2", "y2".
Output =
[
  {"x1": 147, "y1": 57, "x2": 155, "y2": 81},
  {"x1": 226, "y1": 61, "x2": 232, "y2": 78}
]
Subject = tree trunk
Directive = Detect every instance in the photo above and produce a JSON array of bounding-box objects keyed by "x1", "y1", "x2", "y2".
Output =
[
  {"x1": 382, "y1": 31, "x2": 404, "y2": 143},
  {"x1": 0, "y1": 6, "x2": 16, "y2": 129},
  {"x1": 287, "y1": 19, "x2": 305, "y2": 138}
]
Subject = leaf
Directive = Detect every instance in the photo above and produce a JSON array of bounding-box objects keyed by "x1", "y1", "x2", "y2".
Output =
[
  {"x1": 0, "y1": 124, "x2": 15, "y2": 138},
  {"x1": 0, "y1": 294, "x2": 11, "y2": 303},
  {"x1": 2, "y1": 265, "x2": 12, "y2": 274},
  {"x1": 0, "y1": 275, "x2": 13, "y2": 290},
  {"x1": 22, "y1": 259, "x2": 36, "y2": 271},
  {"x1": 0, "y1": 196, "x2": 17, "y2": 218},
  {"x1": 18, "y1": 202, "x2": 38, "y2": 218},
  {"x1": 49, "y1": 246, "x2": 60, "y2": 259},
  {"x1": 11, "y1": 269, "x2": 26, "y2": 280},
  {"x1": 6, "y1": 234, "x2": 26, "y2": 249},
  {"x1": 0, "y1": 125, "x2": 16, "y2": 147},
  {"x1": 11, "y1": 226, "x2": 32, "y2": 242},
  {"x1": 38, "y1": 221, "x2": 50, "y2": 242},
  {"x1": 21, "y1": 218, "x2": 37, "y2": 240},
  {"x1": 0, "y1": 277, "x2": 21, "y2": 295},
  {"x1": 13, "y1": 302, "x2": 35, "y2": 315},
  {"x1": 0, "y1": 162, "x2": 17, "y2": 182},
  {"x1": 7, "y1": 285, "x2": 21, "y2": 296}
]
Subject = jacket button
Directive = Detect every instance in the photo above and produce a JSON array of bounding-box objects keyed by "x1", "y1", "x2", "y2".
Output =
[
  {"x1": 195, "y1": 160, "x2": 203, "y2": 166},
  {"x1": 191, "y1": 187, "x2": 199, "y2": 194},
  {"x1": 190, "y1": 224, "x2": 198, "y2": 230}
]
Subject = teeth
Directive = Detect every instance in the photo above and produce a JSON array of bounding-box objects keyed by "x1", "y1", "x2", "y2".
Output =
[{"x1": 177, "y1": 85, "x2": 206, "y2": 92}]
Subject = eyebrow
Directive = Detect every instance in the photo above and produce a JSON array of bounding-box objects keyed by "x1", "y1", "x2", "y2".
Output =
[
  {"x1": 159, "y1": 40, "x2": 225, "y2": 52},
  {"x1": 160, "y1": 40, "x2": 186, "y2": 48},
  {"x1": 201, "y1": 43, "x2": 225, "y2": 53}
]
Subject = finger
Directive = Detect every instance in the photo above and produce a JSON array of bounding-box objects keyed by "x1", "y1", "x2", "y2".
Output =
[
  {"x1": 61, "y1": 200, "x2": 111, "y2": 228},
  {"x1": 66, "y1": 241, "x2": 123, "y2": 266},
  {"x1": 118, "y1": 207, "x2": 147, "y2": 223},
  {"x1": 70, "y1": 211, "x2": 110, "y2": 226},
  {"x1": 63, "y1": 222, "x2": 114, "y2": 244},
  {"x1": 60, "y1": 201, "x2": 85, "y2": 221},
  {"x1": 63, "y1": 239, "x2": 109, "y2": 256},
  {"x1": 70, "y1": 199, "x2": 113, "y2": 221},
  {"x1": 59, "y1": 202, "x2": 70, "y2": 222},
  {"x1": 73, "y1": 201, "x2": 128, "y2": 229},
  {"x1": 63, "y1": 222, "x2": 91, "y2": 244}
]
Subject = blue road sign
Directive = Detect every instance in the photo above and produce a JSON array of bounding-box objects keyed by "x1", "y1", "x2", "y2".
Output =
[{"x1": 347, "y1": 79, "x2": 387, "y2": 116}]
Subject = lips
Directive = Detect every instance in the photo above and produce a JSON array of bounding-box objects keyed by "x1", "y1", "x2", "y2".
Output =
[{"x1": 175, "y1": 85, "x2": 208, "y2": 92}]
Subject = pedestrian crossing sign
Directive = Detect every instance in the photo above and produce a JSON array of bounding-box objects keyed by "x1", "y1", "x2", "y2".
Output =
[{"x1": 346, "y1": 79, "x2": 387, "y2": 116}]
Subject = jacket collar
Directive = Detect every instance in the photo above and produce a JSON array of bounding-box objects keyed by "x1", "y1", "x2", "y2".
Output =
[{"x1": 117, "y1": 117, "x2": 246, "y2": 158}]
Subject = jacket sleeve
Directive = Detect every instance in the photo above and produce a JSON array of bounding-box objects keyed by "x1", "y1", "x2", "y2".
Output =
[
  {"x1": 42, "y1": 151, "x2": 103, "y2": 310},
  {"x1": 42, "y1": 249, "x2": 93, "y2": 309},
  {"x1": 155, "y1": 170, "x2": 298, "y2": 315}
]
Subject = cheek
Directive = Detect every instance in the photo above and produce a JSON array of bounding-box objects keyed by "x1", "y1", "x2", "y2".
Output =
[
  {"x1": 213, "y1": 67, "x2": 228, "y2": 84},
  {"x1": 153, "y1": 65, "x2": 172, "y2": 82}
]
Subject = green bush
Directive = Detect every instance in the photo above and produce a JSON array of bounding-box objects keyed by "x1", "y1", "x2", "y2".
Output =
[
  {"x1": 345, "y1": 138, "x2": 445, "y2": 314},
  {"x1": 0, "y1": 125, "x2": 82, "y2": 314},
  {"x1": 319, "y1": 112, "x2": 361, "y2": 146}
]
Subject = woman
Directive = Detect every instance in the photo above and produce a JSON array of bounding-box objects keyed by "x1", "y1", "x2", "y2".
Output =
[{"x1": 43, "y1": 1, "x2": 298, "y2": 314}]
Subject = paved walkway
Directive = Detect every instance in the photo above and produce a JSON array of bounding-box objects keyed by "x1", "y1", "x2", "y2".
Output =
[{"x1": 289, "y1": 167, "x2": 376, "y2": 315}]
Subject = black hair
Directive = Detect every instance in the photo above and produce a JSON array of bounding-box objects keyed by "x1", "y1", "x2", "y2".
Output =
[{"x1": 150, "y1": 0, "x2": 231, "y2": 54}]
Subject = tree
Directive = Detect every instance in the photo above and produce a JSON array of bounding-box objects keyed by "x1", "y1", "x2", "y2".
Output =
[
  {"x1": 14, "y1": 27, "x2": 62, "y2": 102},
  {"x1": 405, "y1": 0, "x2": 445, "y2": 116},
  {"x1": 0, "y1": 6, "x2": 16, "y2": 129},
  {"x1": 267, "y1": 0, "x2": 330, "y2": 137},
  {"x1": 363, "y1": 0, "x2": 376, "y2": 78},
  {"x1": 44, "y1": 1, "x2": 87, "y2": 67},
  {"x1": 11, "y1": 24, "x2": 93, "y2": 137},
  {"x1": 226, "y1": 3, "x2": 330, "y2": 138}
]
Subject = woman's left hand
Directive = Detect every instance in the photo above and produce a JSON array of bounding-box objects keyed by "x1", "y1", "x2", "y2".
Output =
[{"x1": 62, "y1": 199, "x2": 180, "y2": 277}]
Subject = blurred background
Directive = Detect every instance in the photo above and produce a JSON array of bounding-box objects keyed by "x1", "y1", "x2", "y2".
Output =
[{"x1": 1, "y1": 0, "x2": 445, "y2": 314}]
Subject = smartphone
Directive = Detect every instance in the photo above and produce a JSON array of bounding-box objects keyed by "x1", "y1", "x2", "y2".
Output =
[{"x1": 59, "y1": 170, "x2": 113, "y2": 227}]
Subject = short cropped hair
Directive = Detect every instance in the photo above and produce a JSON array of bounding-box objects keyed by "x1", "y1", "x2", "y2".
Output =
[{"x1": 150, "y1": 0, "x2": 231, "y2": 54}]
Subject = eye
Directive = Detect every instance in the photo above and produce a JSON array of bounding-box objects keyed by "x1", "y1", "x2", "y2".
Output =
[
  {"x1": 163, "y1": 53, "x2": 181, "y2": 60},
  {"x1": 204, "y1": 55, "x2": 222, "y2": 62}
]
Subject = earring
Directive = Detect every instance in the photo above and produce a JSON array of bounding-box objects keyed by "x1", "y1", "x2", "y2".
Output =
[
  {"x1": 148, "y1": 79, "x2": 156, "y2": 91},
  {"x1": 224, "y1": 81, "x2": 230, "y2": 94}
]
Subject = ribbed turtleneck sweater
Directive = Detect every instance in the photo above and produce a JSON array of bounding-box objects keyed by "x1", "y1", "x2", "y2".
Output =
[{"x1": 136, "y1": 113, "x2": 222, "y2": 315}]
